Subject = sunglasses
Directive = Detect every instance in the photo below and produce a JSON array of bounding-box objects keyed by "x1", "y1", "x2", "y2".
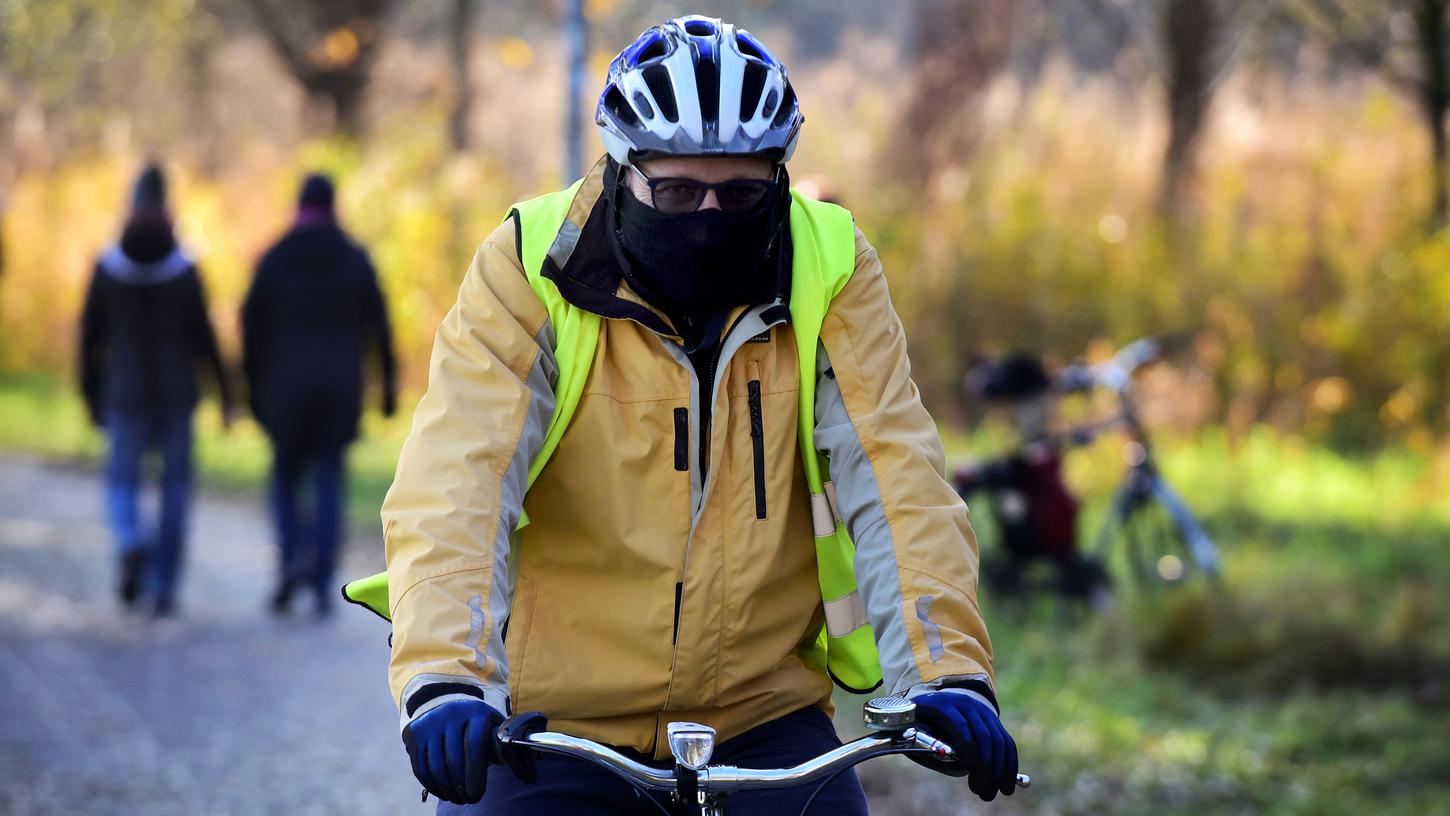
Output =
[{"x1": 633, "y1": 166, "x2": 780, "y2": 214}]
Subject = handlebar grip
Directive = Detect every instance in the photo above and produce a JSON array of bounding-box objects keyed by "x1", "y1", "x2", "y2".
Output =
[
  {"x1": 495, "y1": 711, "x2": 549, "y2": 783},
  {"x1": 911, "y1": 731, "x2": 1032, "y2": 791}
]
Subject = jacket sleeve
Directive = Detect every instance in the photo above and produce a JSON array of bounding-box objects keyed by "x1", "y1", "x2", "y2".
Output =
[
  {"x1": 187, "y1": 268, "x2": 233, "y2": 412},
  {"x1": 813, "y1": 227, "x2": 998, "y2": 706},
  {"x1": 360, "y1": 253, "x2": 398, "y2": 411},
  {"x1": 78, "y1": 267, "x2": 106, "y2": 426},
  {"x1": 240, "y1": 262, "x2": 270, "y2": 422},
  {"x1": 383, "y1": 219, "x2": 553, "y2": 729}
]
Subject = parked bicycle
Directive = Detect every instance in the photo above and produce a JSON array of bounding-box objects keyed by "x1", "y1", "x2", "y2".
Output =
[
  {"x1": 1062, "y1": 337, "x2": 1222, "y2": 586},
  {"x1": 491, "y1": 697, "x2": 1031, "y2": 816},
  {"x1": 957, "y1": 338, "x2": 1220, "y2": 596}
]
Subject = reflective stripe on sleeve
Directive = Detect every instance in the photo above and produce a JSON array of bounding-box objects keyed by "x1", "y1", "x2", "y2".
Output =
[
  {"x1": 811, "y1": 492, "x2": 836, "y2": 538},
  {"x1": 824, "y1": 590, "x2": 870, "y2": 638}
]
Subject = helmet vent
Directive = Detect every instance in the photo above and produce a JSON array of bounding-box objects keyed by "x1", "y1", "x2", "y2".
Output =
[
  {"x1": 771, "y1": 86, "x2": 796, "y2": 127},
  {"x1": 739, "y1": 63, "x2": 767, "y2": 120},
  {"x1": 684, "y1": 19, "x2": 716, "y2": 36},
  {"x1": 606, "y1": 86, "x2": 640, "y2": 127},
  {"x1": 633, "y1": 31, "x2": 669, "y2": 64},
  {"x1": 734, "y1": 30, "x2": 773, "y2": 64},
  {"x1": 631, "y1": 90, "x2": 656, "y2": 121},
  {"x1": 696, "y1": 57, "x2": 720, "y2": 125},
  {"x1": 761, "y1": 88, "x2": 779, "y2": 120},
  {"x1": 642, "y1": 64, "x2": 679, "y2": 123}
]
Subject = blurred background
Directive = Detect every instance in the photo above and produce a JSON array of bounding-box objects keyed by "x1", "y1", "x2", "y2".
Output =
[{"x1": 0, "y1": 1, "x2": 1447, "y2": 814}]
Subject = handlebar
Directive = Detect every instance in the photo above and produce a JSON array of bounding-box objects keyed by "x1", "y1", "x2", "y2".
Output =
[
  {"x1": 496, "y1": 697, "x2": 1031, "y2": 807},
  {"x1": 1056, "y1": 337, "x2": 1165, "y2": 395}
]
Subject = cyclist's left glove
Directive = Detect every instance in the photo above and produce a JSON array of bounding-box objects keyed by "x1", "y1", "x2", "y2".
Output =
[
  {"x1": 911, "y1": 691, "x2": 1019, "y2": 802},
  {"x1": 401, "y1": 698, "x2": 504, "y2": 804}
]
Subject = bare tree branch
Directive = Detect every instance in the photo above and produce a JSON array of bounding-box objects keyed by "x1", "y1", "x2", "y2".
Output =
[
  {"x1": 235, "y1": 0, "x2": 312, "y2": 83},
  {"x1": 1291, "y1": 0, "x2": 1424, "y2": 96},
  {"x1": 449, "y1": 0, "x2": 477, "y2": 151}
]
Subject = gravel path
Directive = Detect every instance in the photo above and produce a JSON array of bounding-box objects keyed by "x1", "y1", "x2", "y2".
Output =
[{"x1": 0, "y1": 457, "x2": 421, "y2": 816}]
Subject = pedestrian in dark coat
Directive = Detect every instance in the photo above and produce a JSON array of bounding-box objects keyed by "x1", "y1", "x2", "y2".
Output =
[
  {"x1": 242, "y1": 173, "x2": 396, "y2": 616},
  {"x1": 78, "y1": 162, "x2": 234, "y2": 617}
]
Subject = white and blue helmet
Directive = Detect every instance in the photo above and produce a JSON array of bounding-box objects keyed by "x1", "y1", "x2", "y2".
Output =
[{"x1": 596, "y1": 15, "x2": 803, "y2": 166}]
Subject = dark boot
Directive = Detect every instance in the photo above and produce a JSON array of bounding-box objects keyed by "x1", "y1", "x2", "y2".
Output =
[
  {"x1": 271, "y1": 577, "x2": 299, "y2": 616},
  {"x1": 313, "y1": 587, "x2": 335, "y2": 620},
  {"x1": 119, "y1": 550, "x2": 147, "y2": 606}
]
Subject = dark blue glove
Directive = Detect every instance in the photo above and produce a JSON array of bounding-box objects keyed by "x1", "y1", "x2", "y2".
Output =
[
  {"x1": 401, "y1": 699, "x2": 504, "y2": 804},
  {"x1": 912, "y1": 691, "x2": 1019, "y2": 802}
]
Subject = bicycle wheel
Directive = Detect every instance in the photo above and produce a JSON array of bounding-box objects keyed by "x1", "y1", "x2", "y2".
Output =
[
  {"x1": 1098, "y1": 470, "x2": 1220, "y2": 588},
  {"x1": 1117, "y1": 495, "x2": 1193, "y2": 585},
  {"x1": 1144, "y1": 475, "x2": 1221, "y2": 579}
]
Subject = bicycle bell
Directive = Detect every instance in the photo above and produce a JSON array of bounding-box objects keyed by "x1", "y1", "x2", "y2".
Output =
[
  {"x1": 667, "y1": 721, "x2": 716, "y2": 770},
  {"x1": 863, "y1": 696, "x2": 917, "y2": 732}
]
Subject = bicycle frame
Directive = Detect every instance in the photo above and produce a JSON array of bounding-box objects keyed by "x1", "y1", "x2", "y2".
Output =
[{"x1": 1081, "y1": 338, "x2": 1220, "y2": 581}]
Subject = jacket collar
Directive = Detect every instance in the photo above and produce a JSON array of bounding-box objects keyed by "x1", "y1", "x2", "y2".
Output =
[{"x1": 99, "y1": 243, "x2": 193, "y2": 285}]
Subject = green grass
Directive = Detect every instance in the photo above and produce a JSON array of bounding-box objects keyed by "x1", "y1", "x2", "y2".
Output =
[
  {"x1": 7, "y1": 372, "x2": 1448, "y2": 813},
  {"x1": 0, "y1": 372, "x2": 407, "y2": 530},
  {"x1": 912, "y1": 427, "x2": 1450, "y2": 814}
]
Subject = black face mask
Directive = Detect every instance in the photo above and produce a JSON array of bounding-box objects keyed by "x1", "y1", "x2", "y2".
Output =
[{"x1": 613, "y1": 167, "x2": 786, "y2": 316}]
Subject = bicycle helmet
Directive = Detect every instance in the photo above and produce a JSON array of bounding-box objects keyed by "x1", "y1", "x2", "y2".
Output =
[{"x1": 596, "y1": 15, "x2": 803, "y2": 166}]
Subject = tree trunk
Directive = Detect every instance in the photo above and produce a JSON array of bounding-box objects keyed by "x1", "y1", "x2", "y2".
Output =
[
  {"x1": 239, "y1": 0, "x2": 389, "y2": 139},
  {"x1": 896, "y1": 0, "x2": 1022, "y2": 189},
  {"x1": 448, "y1": 0, "x2": 476, "y2": 152},
  {"x1": 307, "y1": 73, "x2": 369, "y2": 139},
  {"x1": 1414, "y1": 0, "x2": 1450, "y2": 228},
  {"x1": 1158, "y1": 0, "x2": 1220, "y2": 225},
  {"x1": 563, "y1": 0, "x2": 588, "y2": 180}
]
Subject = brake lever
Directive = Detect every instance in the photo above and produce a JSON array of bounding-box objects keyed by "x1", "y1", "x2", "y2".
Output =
[
  {"x1": 905, "y1": 728, "x2": 1032, "y2": 789},
  {"x1": 495, "y1": 711, "x2": 550, "y2": 783}
]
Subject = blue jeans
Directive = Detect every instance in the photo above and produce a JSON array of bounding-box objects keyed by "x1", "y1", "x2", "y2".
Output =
[
  {"x1": 105, "y1": 412, "x2": 193, "y2": 604},
  {"x1": 438, "y1": 706, "x2": 868, "y2": 815},
  {"x1": 270, "y1": 445, "x2": 345, "y2": 601}
]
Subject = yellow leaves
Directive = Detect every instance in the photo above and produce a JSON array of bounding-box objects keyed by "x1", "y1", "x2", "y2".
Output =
[
  {"x1": 497, "y1": 38, "x2": 533, "y2": 70},
  {"x1": 1381, "y1": 379, "x2": 1427, "y2": 427},
  {"x1": 313, "y1": 26, "x2": 360, "y2": 70},
  {"x1": 1308, "y1": 376, "x2": 1351, "y2": 416},
  {"x1": 1097, "y1": 213, "x2": 1128, "y2": 244},
  {"x1": 589, "y1": 49, "x2": 613, "y2": 79}
]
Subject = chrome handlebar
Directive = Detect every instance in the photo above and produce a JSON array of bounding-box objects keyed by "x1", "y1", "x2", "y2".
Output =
[{"x1": 499, "y1": 697, "x2": 1031, "y2": 800}]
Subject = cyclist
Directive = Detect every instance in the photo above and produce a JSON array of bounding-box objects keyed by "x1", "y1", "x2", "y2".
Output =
[{"x1": 383, "y1": 16, "x2": 1017, "y2": 813}]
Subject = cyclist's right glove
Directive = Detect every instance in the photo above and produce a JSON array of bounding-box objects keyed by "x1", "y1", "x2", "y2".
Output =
[
  {"x1": 401, "y1": 698, "x2": 504, "y2": 804},
  {"x1": 911, "y1": 691, "x2": 1020, "y2": 802}
]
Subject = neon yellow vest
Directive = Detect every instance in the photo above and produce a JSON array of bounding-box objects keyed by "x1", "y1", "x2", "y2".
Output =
[{"x1": 343, "y1": 182, "x2": 883, "y2": 692}]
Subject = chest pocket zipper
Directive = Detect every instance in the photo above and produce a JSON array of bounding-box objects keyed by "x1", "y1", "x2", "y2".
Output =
[{"x1": 747, "y1": 367, "x2": 767, "y2": 520}]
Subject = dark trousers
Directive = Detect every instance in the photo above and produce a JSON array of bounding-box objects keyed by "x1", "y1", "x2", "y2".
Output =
[
  {"x1": 105, "y1": 412, "x2": 192, "y2": 604},
  {"x1": 270, "y1": 444, "x2": 344, "y2": 602},
  {"x1": 439, "y1": 706, "x2": 868, "y2": 816}
]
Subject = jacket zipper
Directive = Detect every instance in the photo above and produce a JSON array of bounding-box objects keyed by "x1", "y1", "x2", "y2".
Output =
[
  {"x1": 672, "y1": 581, "x2": 683, "y2": 644},
  {"x1": 673, "y1": 407, "x2": 689, "y2": 472},
  {"x1": 649, "y1": 306, "x2": 786, "y2": 717},
  {"x1": 747, "y1": 377, "x2": 767, "y2": 519},
  {"x1": 694, "y1": 307, "x2": 755, "y2": 484}
]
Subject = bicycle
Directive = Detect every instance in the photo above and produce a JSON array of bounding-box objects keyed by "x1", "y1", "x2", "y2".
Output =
[
  {"x1": 490, "y1": 697, "x2": 1031, "y2": 816},
  {"x1": 1062, "y1": 337, "x2": 1222, "y2": 586}
]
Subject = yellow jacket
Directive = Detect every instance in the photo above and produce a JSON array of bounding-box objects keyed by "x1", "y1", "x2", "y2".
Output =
[{"x1": 383, "y1": 159, "x2": 996, "y2": 759}]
